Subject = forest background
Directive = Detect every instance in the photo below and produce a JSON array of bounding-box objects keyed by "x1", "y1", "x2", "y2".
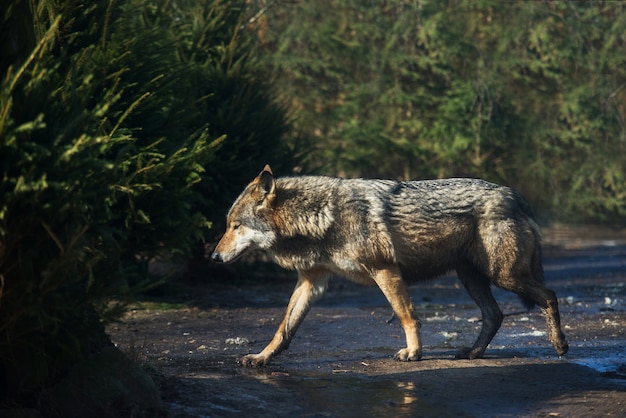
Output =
[{"x1": 1, "y1": 0, "x2": 625, "y2": 412}]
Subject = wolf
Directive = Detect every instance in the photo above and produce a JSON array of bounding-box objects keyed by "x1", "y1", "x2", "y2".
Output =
[{"x1": 212, "y1": 165, "x2": 569, "y2": 367}]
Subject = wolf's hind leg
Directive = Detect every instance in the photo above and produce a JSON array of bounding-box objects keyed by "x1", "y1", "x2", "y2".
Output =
[
  {"x1": 509, "y1": 283, "x2": 569, "y2": 356},
  {"x1": 455, "y1": 262, "x2": 504, "y2": 359},
  {"x1": 239, "y1": 269, "x2": 329, "y2": 367},
  {"x1": 372, "y1": 267, "x2": 422, "y2": 361}
]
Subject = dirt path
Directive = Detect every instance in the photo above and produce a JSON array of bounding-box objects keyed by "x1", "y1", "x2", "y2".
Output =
[{"x1": 108, "y1": 233, "x2": 626, "y2": 417}]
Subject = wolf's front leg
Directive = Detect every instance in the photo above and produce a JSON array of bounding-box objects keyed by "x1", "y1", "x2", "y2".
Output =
[
  {"x1": 239, "y1": 269, "x2": 329, "y2": 367},
  {"x1": 373, "y1": 267, "x2": 422, "y2": 361}
]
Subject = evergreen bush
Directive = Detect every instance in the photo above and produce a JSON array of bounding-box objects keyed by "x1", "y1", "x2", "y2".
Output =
[{"x1": 0, "y1": 0, "x2": 294, "y2": 405}]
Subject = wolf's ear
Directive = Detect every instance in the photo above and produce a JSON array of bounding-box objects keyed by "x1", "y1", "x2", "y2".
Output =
[
  {"x1": 261, "y1": 164, "x2": 273, "y2": 175},
  {"x1": 258, "y1": 169, "x2": 275, "y2": 197},
  {"x1": 253, "y1": 164, "x2": 275, "y2": 202}
]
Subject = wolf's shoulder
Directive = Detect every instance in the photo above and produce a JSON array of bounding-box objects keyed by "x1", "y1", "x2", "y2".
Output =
[{"x1": 277, "y1": 175, "x2": 341, "y2": 187}]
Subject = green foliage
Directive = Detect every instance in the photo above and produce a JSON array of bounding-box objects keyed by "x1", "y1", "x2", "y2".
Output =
[
  {"x1": 0, "y1": 0, "x2": 294, "y2": 401},
  {"x1": 0, "y1": 5, "x2": 201, "y2": 396},
  {"x1": 120, "y1": 0, "x2": 295, "y2": 229},
  {"x1": 253, "y1": 0, "x2": 626, "y2": 223},
  {"x1": 169, "y1": 0, "x2": 294, "y2": 220}
]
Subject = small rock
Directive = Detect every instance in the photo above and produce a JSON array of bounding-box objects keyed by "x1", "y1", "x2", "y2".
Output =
[{"x1": 225, "y1": 337, "x2": 250, "y2": 346}]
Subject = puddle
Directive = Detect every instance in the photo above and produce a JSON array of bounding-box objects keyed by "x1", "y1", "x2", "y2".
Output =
[
  {"x1": 563, "y1": 340, "x2": 626, "y2": 379},
  {"x1": 573, "y1": 356, "x2": 626, "y2": 376},
  {"x1": 162, "y1": 356, "x2": 625, "y2": 418},
  {"x1": 165, "y1": 367, "x2": 468, "y2": 418},
  {"x1": 257, "y1": 373, "x2": 466, "y2": 418}
]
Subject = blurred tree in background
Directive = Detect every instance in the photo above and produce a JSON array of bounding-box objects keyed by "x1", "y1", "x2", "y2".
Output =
[
  {"x1": 0, "y1": 0, "x2": 292, "y2": 407},
  {"x1": 252, "y1": 0, "x2": 626, "y2": 223}
]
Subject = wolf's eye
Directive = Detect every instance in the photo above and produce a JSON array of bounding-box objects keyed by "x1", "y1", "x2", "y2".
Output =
[{"x1": 232, "y1": 223, "x2": 241, "y2": 230}]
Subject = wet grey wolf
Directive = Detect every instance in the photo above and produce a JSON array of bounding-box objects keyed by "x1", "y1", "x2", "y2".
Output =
[{"x1": 212, "y1": 165, "x2": 569, "y2": 367}]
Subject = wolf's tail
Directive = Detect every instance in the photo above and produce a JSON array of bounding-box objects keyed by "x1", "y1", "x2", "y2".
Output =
[
  {"x1": 514, "y1": 190, "x2": 544, "y2": 311},
  {"x1": 525, "y1": 219, "x2": 546, "y2": 310}
]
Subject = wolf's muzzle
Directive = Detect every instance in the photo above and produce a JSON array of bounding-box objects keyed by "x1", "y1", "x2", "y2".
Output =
[{"x1": 211, "y1": 252, "x2": 224, "y2": 263}]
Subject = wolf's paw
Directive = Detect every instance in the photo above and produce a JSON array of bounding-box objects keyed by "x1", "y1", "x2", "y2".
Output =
[
  {"x1": 393, "y1": 347, "x2": 422, "y2": 362},
  {"x1": 239, "y1": 353, "x2": 271, "y2": 367},
  {"x1": 454, "y1": 346, "x2": 485, "y2": 360},
  {"x1": 553, "y1": 337, "x2": 569, "y2": 357},
  {"x1": 556, "y1": 341, "x2": 569, "y2": 357}
]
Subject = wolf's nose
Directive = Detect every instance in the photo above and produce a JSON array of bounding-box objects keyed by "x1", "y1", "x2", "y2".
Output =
[{"x1": 211, "y1": 252, "x2": 223, "y2": 263}]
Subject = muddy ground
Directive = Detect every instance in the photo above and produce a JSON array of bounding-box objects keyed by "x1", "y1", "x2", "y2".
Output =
[{"x1": 107, "y1": 227, "x2": 626, "y2": 417}]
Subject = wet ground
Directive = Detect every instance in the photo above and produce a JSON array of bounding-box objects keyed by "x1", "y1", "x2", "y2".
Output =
[{"x1": 107, "y1": 226, "x2": 626, "y2": 417}]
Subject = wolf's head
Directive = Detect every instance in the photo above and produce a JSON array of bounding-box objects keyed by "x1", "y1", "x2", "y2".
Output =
[{"x1": 211, "y1": 165, "x2": 277, "y2": 263}]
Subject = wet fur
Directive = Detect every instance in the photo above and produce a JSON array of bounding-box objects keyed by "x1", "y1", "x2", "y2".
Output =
[{"x1": 212, "y1": 166, "x2": 569, "y2": 366}]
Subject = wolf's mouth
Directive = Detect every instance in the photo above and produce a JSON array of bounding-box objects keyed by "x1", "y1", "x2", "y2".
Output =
[{"x1": 211, "y1": 247, "x2": 249, "y2": 264}]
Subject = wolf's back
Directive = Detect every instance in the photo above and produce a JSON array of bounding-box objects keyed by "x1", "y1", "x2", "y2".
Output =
[{"x1": 271, "y1": 176, "x2": 542, "y2": 285}]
